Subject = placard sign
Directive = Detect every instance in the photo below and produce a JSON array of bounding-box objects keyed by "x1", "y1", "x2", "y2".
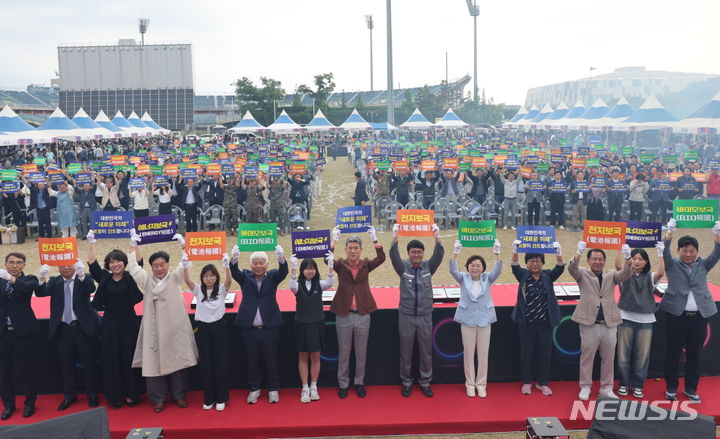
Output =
[
  {"x1": 624, "y1": 221, "x2": 662, "y2": 248},
  {"x1": 128, "y1": 177, "x2": 145, "y2": 190},
  {"x1": 458, "y1": 220, "x2": 495, "y2": 248},
  {"x1": 397, "y1": 209, "x2": 435, "y2": 237},
  {"x1": 134, "y1": 214, "x2": 177, "y2": 244},
  {"x1": 74, "y1": 172, "x2": 93, "y2": 185},
  {"x1": 583, "y1": 220, "x2": 627, "y2": 250},
  {"x1": 673, "y1": 199, "x2": 718, "y2": 228},
  {"x1": 38, "y1": 237, "x2": 78, "y2": 266},
  {"x1": 516, "y1": 226, "x2": 556, "y2": 253},
  {"x1": 186, "y1": 232, "x2": 226, "y2": 261},
  {"x1": 335, "y1": 206, "x2": 372, "y2": 234},
  {"x1": 91, "y1": 211, "x2": 134, "y2": 239},
  {"x1": 291, "y1": 229, "x2": 331, "y2": 258},
  {"x1": 237, "y1": 222, "x2": 277, "y2": 251}
]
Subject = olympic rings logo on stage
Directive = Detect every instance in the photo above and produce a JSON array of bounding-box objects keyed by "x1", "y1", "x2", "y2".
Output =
[
  {"x1": 432, "y1": 318, "x2": 463, "y2": 361},
  {"x1": 553, "y1": 315, "x2": 580, "y2": 356}
]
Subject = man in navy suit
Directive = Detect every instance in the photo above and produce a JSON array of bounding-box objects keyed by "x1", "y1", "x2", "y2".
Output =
[
  {"x1": 0, "y1": 253, "x2": 39, "y2": 420},
  {"x1": 230, "y1": 244, "x2": 287, "y2": 404},
  {"x1": 36, "y1": 259, "x2": 100, "y2": 410}
]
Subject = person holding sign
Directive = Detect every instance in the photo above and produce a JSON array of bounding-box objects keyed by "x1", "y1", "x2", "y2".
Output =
[
  {"x1": 659, "y1": 219, "x2": 720, "y2": 403},
  {"x1": 569, "y1": 242, "x2": 632, "y2": 401},
  {"x1": 98, "y1": 176, "x2": 121, "y2": 211},
  {"x1": 86, "y1": 231, "x2": 143, "y2": 409},
  {"x1": 648, "y1": 169, "x2": 673, "y2": 223},
  {"x1": 36, "y1": 259, "x2": 101, "y2": 411},
  {"x1": 606, "y1": 169, "x2": 627, "y2": 222},
  {"x1": 569, "y1": 171, "x2": 589, "y2": 232},
  {"x1": 675, "y1": 167, "x2": 700, "y2": 200},
  {"x1": 74, "y1": 181, "x2": 98, "y2": 240},
  {"x1": 48, "y1": 180, "x2": 78, "y2": 238},
  {"x1": 128, "y1": 232, "x2": 198, "y2": 413},
  {"x1": 288, "y1": 254, "x2": 335, "y2": 403},
  {"x1": 130, "y1": 184, "x2": 150, "y2": 219},
  {"x1": 613, "y1": 244, "x2": 665, "y2": 399},
  {"x1": 547, "y1": 172, "x2": 567, "y2": 230},
  {"x1": 390, "y1": 222, "x2": 444, "y2": 398},
  {"x1": 183, "y1": 255, "x2": 232, "y2": 411},
  {"x1": 328, "y1": 226, "x2": 385, "y2": 399},
  {"x1": 230, "y1": 244, "x2": 288, "y2": 405},
  {"x1": 179, "y1": 178, "x2": 202, "y2": 232},
  {"x1": 510, "y1": 240, "x2": 565, "y2": 396},
  {"x1": 450, "y1": 239, "x2": 502, "y2": 398},
  {"x1": 628, "y1": 174, "x2": 649, "y2": 221}
]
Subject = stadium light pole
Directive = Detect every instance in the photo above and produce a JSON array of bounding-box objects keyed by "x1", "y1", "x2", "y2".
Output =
[
  {"x1": 386, "y1": 0, "x2": 394, "y2": 125},
  {"x1": 465, "y1": 0, "x2": 479, "y2": 103},
  {"x1": 139, "y1": 18, "x2": 150, "y2": 46},
  {"x1": 365, "y1": 15, "x2": 374, "y2": 92}
]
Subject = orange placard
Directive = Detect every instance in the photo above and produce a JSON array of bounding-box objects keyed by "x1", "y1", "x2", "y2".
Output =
[
  {"x1": 217, "y1": 152, "x2": 229, "y2": 160},
  {"x1": 290, "y1": 164, "x2": 306, "y2": 175},
  {"x1": 234, "y1": 163, "x2": 245, "y2": 173},
  {"x1": 38, "y1": 237, "x2": 78, "y2": 267},
  {"x1": 293, "y1": 151, "x2": 311, "y2": 161},
  {"x1": 188, "y1": 163, "x2": 203, "y2": 172},
  {"x1": 163, "y1": 164, "x2": 179, "y2": 176},
  {"x1": 520, "y1": 166, "x2": 532, "y2": 179},
  {"x1": 692, "y1": 172, "x2": 708, "y2": 183},
  {"x1": 583, "y1": 220, "x2": 627, "y2": 250},
  {"x1": 393, "y1": 160, "x2": 409, "y2": 172},
  {"x1": 493, "y1": 155, "x2": 507, "y2": 166},
  {"x1": 668, "y1": 172, "x2": 682, "y2": 182},
  {"x1": 206, "y1": 164, "x2": 221, "y2": 176},
  {"x1": 129, "y1": 156, "x2": 142, "y2": 165},
  {"x1": 472, "y1": 157, "x2": 487, "y2": 168},
  {"x1": 397, "y1": 209, "x2": 435, "y2": 237},
  {"x1": 110, "y1": 155, "x2": 126, "y2": 166},
  {"x1": 21, "y1": 164, "x2": 38, "y2": 174},
  {"x1": 571, "y1": 158, "x2": 586, "y2": 168},
  {"x1": 135, "y1": 164, "x2": 150, "y2": 175},
  {"x1": 442, "y1": 158, "x2": 459, "y2": 170},
  {"x1": 185, "y1": 232, "x2": 227, "y2": 261},
  {"x1": 420, "y1": 160, "x2": 436, "y2": 171},
  {"x1": 426, "y1": 145, "x2": 438, "y2": 154}
]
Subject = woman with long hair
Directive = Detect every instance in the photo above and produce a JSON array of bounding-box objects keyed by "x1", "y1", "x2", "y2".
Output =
[
  {"x1": 289, "y1": 255, "x2": 334, "y2": 403},
  {"x1": 182, "y1": 254, "x2": 232, "y2": 411}
]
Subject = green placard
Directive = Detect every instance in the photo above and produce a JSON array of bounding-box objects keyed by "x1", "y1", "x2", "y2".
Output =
[
  {"x1": 622, "y1": 147, "x2": 635, "y2": 156},
  {"x1": 536, "y1": 163, "x2": 550, "y2": 173},
  {"x1": 640, "y1": 154, "x2": 654, "y2": 164},
  {"x1": 180, "y1": 147, "x2": 190, "y2": 155},
  {"x1": 34, "y1": 157, "x2": 47, "y2": 166},
  {"x1": 1, "y1": 170, "x2": 17, "y2": 181},
  {"x1": 684, "y1": 151, "x2": 699, "y2": 161},
  {"x1": 673, "y1": 200, "x2": 718, "y2": 228},
  {"x1": 150, "y1": 165, "x2": 163, "y2": 176},
  {"x1": 586, "y1": 158, "x2": 600, "y2": 168},
  {"x1": 198, "y1": 155, "x2": 211, "y2": 166},
  {"x1": 663, "y1": 155, "x2": 677, "y2": 164},
  {"x1": 258, "y1": 163, "x2": 269, "y2": 173},
  {"x1": 459, "y1": 162, "x2": 471, "y2": 172},
  {"x1": 458, "y1": 220, "x2": 496, "y2": 248},
  {"x1": 237, "y1": 223, "x2": 278, "y2": 251},
  {"x1": 376, "y1": 161, "x2": 391, "y2": 171},
  {"x1": 558, "y1": 139, "x2": 567, "y2": 146},
  {"x1": 67, "y1": 163, "x2": 82, "y2": 174}
]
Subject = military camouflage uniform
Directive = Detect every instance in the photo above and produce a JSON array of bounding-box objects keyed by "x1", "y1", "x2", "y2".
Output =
[
  {"x1": 245, "y1": 184, "x2": 264, "y2": 223},
  {"x1": 223, "y1": 178, "x2": 238, "y2": 234},
  {"x1": 267, "y1": 181, "x2": 286, "y2": 233}
]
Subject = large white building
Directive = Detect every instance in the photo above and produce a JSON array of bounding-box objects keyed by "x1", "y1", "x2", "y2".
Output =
[{"x1": 524, "y1": 66, "x2": 718, "y2": 108}]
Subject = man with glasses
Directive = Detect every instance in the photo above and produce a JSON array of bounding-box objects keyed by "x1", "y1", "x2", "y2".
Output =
[
  {"x1": 389, "y1": 223, "x2": 444, "y2": 398},
  {"x1": 569, "y1": 241, "x2": 632, "y2": 401},
  {"x1": 0, "y1": 253, "x2": 39, "y2": 420}
]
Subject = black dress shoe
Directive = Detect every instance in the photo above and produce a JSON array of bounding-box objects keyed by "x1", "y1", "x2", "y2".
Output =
[
  {"x1": 1, "y1": 406, "x2": 14, "y2": 421},
  {"x1": 401, "y1": 385, "x2": 412, "y2": 397},
  {"x1": 22, "y1": 404, "x2": 34, "y2": 418},
  {"x1": 355, "y1": 385, "x2": 367, "y2": 398},
  {"x1": 125, "y1": 398, "x2": 139, "y2": 407},
  {"x1": 57, "y1": 398, "x2": 76, "y2": 411},
  {"x1": 88, "y1": 395, "x2": 100, "y2": 408},
  {"x1": 111, "y1": 402, "x2": 123, "y2": 409},
  {"x1": 338, "y1": 387, "x2": 348, "y2": 399},
  {"x1": 420, "y1": 385, "x2": 434, "y2": 398}
]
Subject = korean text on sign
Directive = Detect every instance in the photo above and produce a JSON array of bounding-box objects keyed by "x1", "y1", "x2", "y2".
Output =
[
  {"x1": 397, "y1": 209, "x2": 435, "y2": 237},
  {"x1": 458, "y1": 220, "x2": 495, "y2": 248},
  {"x1": 134, "y1": 214, "x2": 177, "y2": 244},
  {"x1": 291, "y1": 229, "x2": 331, "y2": 258},
  {"x1": 583, "y1": 220, "x2": 627, "y2": 250},
  {"x1": 237, "y1": 223, "x2": 277, "y2": 251},
  {"x1": 516, "y1": 226, "x2": 556, "y2": 253},
  {"x1": 335, "y1": 206, "x2": 372, "y2": 234},
  {"x1": 91, "y1": 211, "x2": 134, "y2": 239},
  {"x1": 38, "y1": 237, "x2": 78, "y2": 267},
  {"x1": 186, "y1": 232, "x2": 226, "y2": 261}
]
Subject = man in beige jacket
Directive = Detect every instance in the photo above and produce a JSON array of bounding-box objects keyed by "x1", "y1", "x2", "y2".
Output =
[{"x1": 568, "y1": 241, "x2": 632, "y2": 401}]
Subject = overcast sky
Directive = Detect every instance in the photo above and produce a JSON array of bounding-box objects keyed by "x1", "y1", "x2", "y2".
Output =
[{"x1": 1, "y1": 0, "x2": 719, "y2": 104}]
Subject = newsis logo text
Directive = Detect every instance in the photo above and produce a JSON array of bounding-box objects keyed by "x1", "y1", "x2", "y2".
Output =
[{"x1": 570, "y1": 399, "x2": 698, "y2": 422}]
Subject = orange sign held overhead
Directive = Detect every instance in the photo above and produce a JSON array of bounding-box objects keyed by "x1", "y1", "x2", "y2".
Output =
[
  {"x1": 163, "y1": 164, "x2": 179, "y2": 176},
  {"x1": 135, "y1": 164, "x2": 151, "y2": 175},
  {"x1": 206, "y1": 164, "x2": 221, "y2": 176},
  {"x1": 186, "y1": 232, "x2": 227, "y2": 261},
  {"x1": 420, "y1": 160, "x2": 436, "y2": 171},
  {"x1": 392, "y1": 160, "x2": 409, "y2": 172},
  {"x1": 38, "y1": 237, "x2": 78, "y2": 266},
  {"x1": 110, "y1": 155, "x2": 127, "y2": 166},
  {"x1": 442, "y1": 158, "x2": 459, "y2": 170},
  {"x1": 289, "y1": 164, "x2": 306, "y2": 175},
  {"x1": 397, "y1": 209, "x2": 435, "y2": 237},
  {"x1": 583, "y1": 220, "x2": 627, "y2": 250}
]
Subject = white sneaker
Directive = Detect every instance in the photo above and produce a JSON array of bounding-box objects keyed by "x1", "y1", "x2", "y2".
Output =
[
  {"x1": 203, "y1": 403, "x2": 214, "y2": 410},
  {"x1": 559, "y1": 225, "x2": 565, "y2": 230},
  {"x1": 476, "y1": 386, "x2": 487, "y2": 398},
  {"x1": 310, "y1": 387, "x2": 320, "y2": 401},
  {"x1": 300, "y1": 388, "x2": 311, "y2": 404},
  {"x1": 268, "y1": 390, "x2": 279, "y2": 403},
  {"x1": 247, "y1": 390, "x2": 261, "y2": 404},
  {"x1": 502, "y1": 226, "x2": 508, "y2": 230},
  {"x1": 598, "y1": 389, "x2": 618, "y2": 399},
  {"x1": 466, "y1": 385, "x2": 476, "y2": 397},
  {"x1": 579, "y1": 387, "x2": 591, "y2": 401},
  {"x1": 215, "y1": 402, "x2": 225, "y2": 411},
  {"x1": 511, "y1": 226, "x2": 516, "y2": 230}
]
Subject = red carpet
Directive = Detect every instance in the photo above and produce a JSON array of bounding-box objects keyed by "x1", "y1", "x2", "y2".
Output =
[{"x1": 5, "y1": 377, "x2": 720, "y2": 438}]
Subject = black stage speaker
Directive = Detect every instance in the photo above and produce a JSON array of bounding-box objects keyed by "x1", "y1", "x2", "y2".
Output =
[{"x1": 587, "y1": 396, "x2": 715, "y2": 439}]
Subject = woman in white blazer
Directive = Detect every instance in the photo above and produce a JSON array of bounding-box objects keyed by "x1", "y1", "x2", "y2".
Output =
[{"x1": 450, "y1": 239, "x2": 502, "y2": 398}]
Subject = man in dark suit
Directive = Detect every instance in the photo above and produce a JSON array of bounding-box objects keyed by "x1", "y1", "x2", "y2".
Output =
[
  {"x1": 203, "y1": 175, "x2": 224, "y2": 207},
  {"x1": 36, "y1": 259, "x2": 101, "y2": 410},
  {"x1": 29, "y1": 181, "x2": 52, "y2": 238},
  {"x1": 230, "y1": 244, "x2": 287, "y2": 404},
  {"x1": 179, "y1": 178, "x2": 202, "y2": 232},
  {"x1": 353, "y1": 172, "x2": 369, "y2": 206},
  {"x1": 0, "y1": 253, "x2": 39, "y2": 420}
]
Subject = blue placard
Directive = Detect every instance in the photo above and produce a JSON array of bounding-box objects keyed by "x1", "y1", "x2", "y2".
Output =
[
  {"x1": 74, "y1": 172, "x2": 93, "y2": 185},
  {"x1": 91, "y1": 211, "x2": 134, "y2": 239},
  {"x1": 98, "y1": 164, "x2": 115, "y2": 176},
  {"x1": 128, "y1": 177, "x2": 145, "y2": 190},
  {"x1": 221, "y1": 164, "x2": 235, "y2": 175},
  {"x1": 335, "y1": 206, "x2": 372, "y2": 234},
  {"x1": 516, "y1": 226, "x2": 557, "y2": 254},
  {"x1": 27, "y1": 172, "x2": 45, "y2": 183},
  {"x1": 269, "y1": 165, "x2": 284, "y2": 177},
  {"x1": 244, "y1": 165, "x2": 259, "y2": 179},
  {"x1": 47, "y1": 172, "x2": 65, "y2": 184},
  {"x1": 180, "y1": 168, "x2": 198, "y2": 180},
  {"x1": 625, "y1": 221, "x2": 662, "y2": 248},
  {"x1": 1, "y1": 181, "x2": 19, "y2": 194}
]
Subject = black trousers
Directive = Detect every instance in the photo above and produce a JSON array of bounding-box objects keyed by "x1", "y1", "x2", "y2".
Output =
[
  {"x1": 608, "y1": 196, "x2": 623, "y2": 221},
  {"x1": 99, "y1": 317, "x2": 140, "y2": 405},
  {"x1": 158, "y1": 203, "x2": 172, "y2": 215},
  {"x1": 649, "y1": 200, "x2": 672, "y2": 223},
  {"x1": 185, "y1": 204, "x2": 198, "y2": 232},
  {"x1": 527, "y1": 200, "x2": 541, "y2": 225},
  {"x1": 37, "y1": 207, "x2": 52, "y2": 237},
  {"x1": 241, "y1": 326, "x2": 280, "y2": 391},
  {"x1": 196, "y1": 320, "x2": 230, "y2": 404},
  {"x1": 629, "y1": 200, "x2": 643, "y2": 221},
  {"x1": 518, "y1": 325, "x2": 552, "y2": 385},
  {"x1": 664, "y1": 311, "x2": 707, "y2": 394},
  {"x1": 549, "y1": 197, "x2": 565, "y2": 227},
  {"x1": 0, "y1": 330, "x2": 36, "y2": 408},
  {"x1": 56, "y1": 323, "x2": 100, "y2": 399},
  {"x1": 134, "y1": 209, "x2": 149, "y2": 218}
]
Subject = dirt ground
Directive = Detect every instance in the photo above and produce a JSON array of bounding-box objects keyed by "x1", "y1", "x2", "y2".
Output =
[{"x1": 13, "y1": 158, "x2": 720, "y2": 288}]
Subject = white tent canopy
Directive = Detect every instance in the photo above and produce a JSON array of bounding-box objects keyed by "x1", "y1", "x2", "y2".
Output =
[
  {"x1": 71, "y1": 108, "x2": 117, "y2": 139},
  {"x1": 400, "y1": 108, "x2": 434, "y2": 129},
  {"x1": 584, "y1": 96, "x2": 635, "y2": 129},
  {"x1": 228, "y1": 111, "x2": 266, "y2": 133},
  {"x1": 127, "y1": 111, "x2": 158, "y2": 136},
  {"x1": 304, "y1": 109, "x2": 337, "y2": 132},
  {"x1": 672, "y1": 91, "x2": 720, "y2": 131},
  {"x1": 340, "y1": 108, "x2": 373, "y2": 130},
  {"x1": 141, "y1": 112, "x2": 171, "y2": 134},
  {"x1": 267, "y1": 110, "x2": 302, "y2": 133},
  {"x1": 435, "y1": 108, "x2": 468, "y2": 128},
  {"x1": 618, "y1": 95, "x2": 678, "y2": 131}
]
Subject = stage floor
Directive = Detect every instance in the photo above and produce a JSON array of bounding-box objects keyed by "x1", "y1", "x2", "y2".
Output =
[{"x1": 5, "y1": 377, "x2": 720, "y2": 439}]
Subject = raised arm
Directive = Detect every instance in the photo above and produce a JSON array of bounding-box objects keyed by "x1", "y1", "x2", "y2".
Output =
[{"x1": 427, "y1": 232, "x2": 445, "y2": 275}]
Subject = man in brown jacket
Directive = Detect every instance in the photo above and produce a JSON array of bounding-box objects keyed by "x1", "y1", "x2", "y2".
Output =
[
  {"x1": 569, "y1": 241, "x2": 632, "y2": 401},
  {"x1": 329, "y1": 225, "x2": 385, "y2": 399}
]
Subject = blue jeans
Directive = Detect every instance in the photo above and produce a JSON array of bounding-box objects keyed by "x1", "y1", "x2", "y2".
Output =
[{"x1": 616, "y1": 319, "x2": 653, "y2": 389}]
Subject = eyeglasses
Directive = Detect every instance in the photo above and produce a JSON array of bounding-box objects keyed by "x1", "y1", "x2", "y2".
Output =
[{"x1": 5, "y1": 261, "x2": 24, "y2": 266}]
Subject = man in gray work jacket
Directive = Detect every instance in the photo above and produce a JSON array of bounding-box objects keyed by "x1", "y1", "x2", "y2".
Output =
[
  {"x1": 659, "y1": 219, "x2": 720, "y2": 403},
  {"x1": 390, "y1": 222, "x2": 444, "y2": 398}
]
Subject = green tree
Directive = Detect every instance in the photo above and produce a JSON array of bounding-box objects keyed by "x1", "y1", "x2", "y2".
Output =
[
  {"x1": 232, "y1": 76, "x2": 285, "y2": 125},
  {"x1": 296, "y1": 73, "x2": 336, "y2": 110},
  {"x1": 413, "y1": 85, "x2": 443, "y2": 120}
]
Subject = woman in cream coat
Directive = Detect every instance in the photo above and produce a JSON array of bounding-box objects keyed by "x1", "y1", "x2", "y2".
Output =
[{"x1": 450, "y1": 239, "x2": 502, "y2": 398}]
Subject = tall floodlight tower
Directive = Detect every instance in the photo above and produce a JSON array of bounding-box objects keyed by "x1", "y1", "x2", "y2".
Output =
[
  {"x1": 365, "y1": 14, "x2": 374, "y2": 91},
  {"x1": 386, "y1": 0, "x2": 394, "y2": 124},
  {"x1": 139, "y1": 18, "x2": 150, "y2": 45},
  {"x1": 465, "y1": 0, "x2": 479, "y2": 102}
]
